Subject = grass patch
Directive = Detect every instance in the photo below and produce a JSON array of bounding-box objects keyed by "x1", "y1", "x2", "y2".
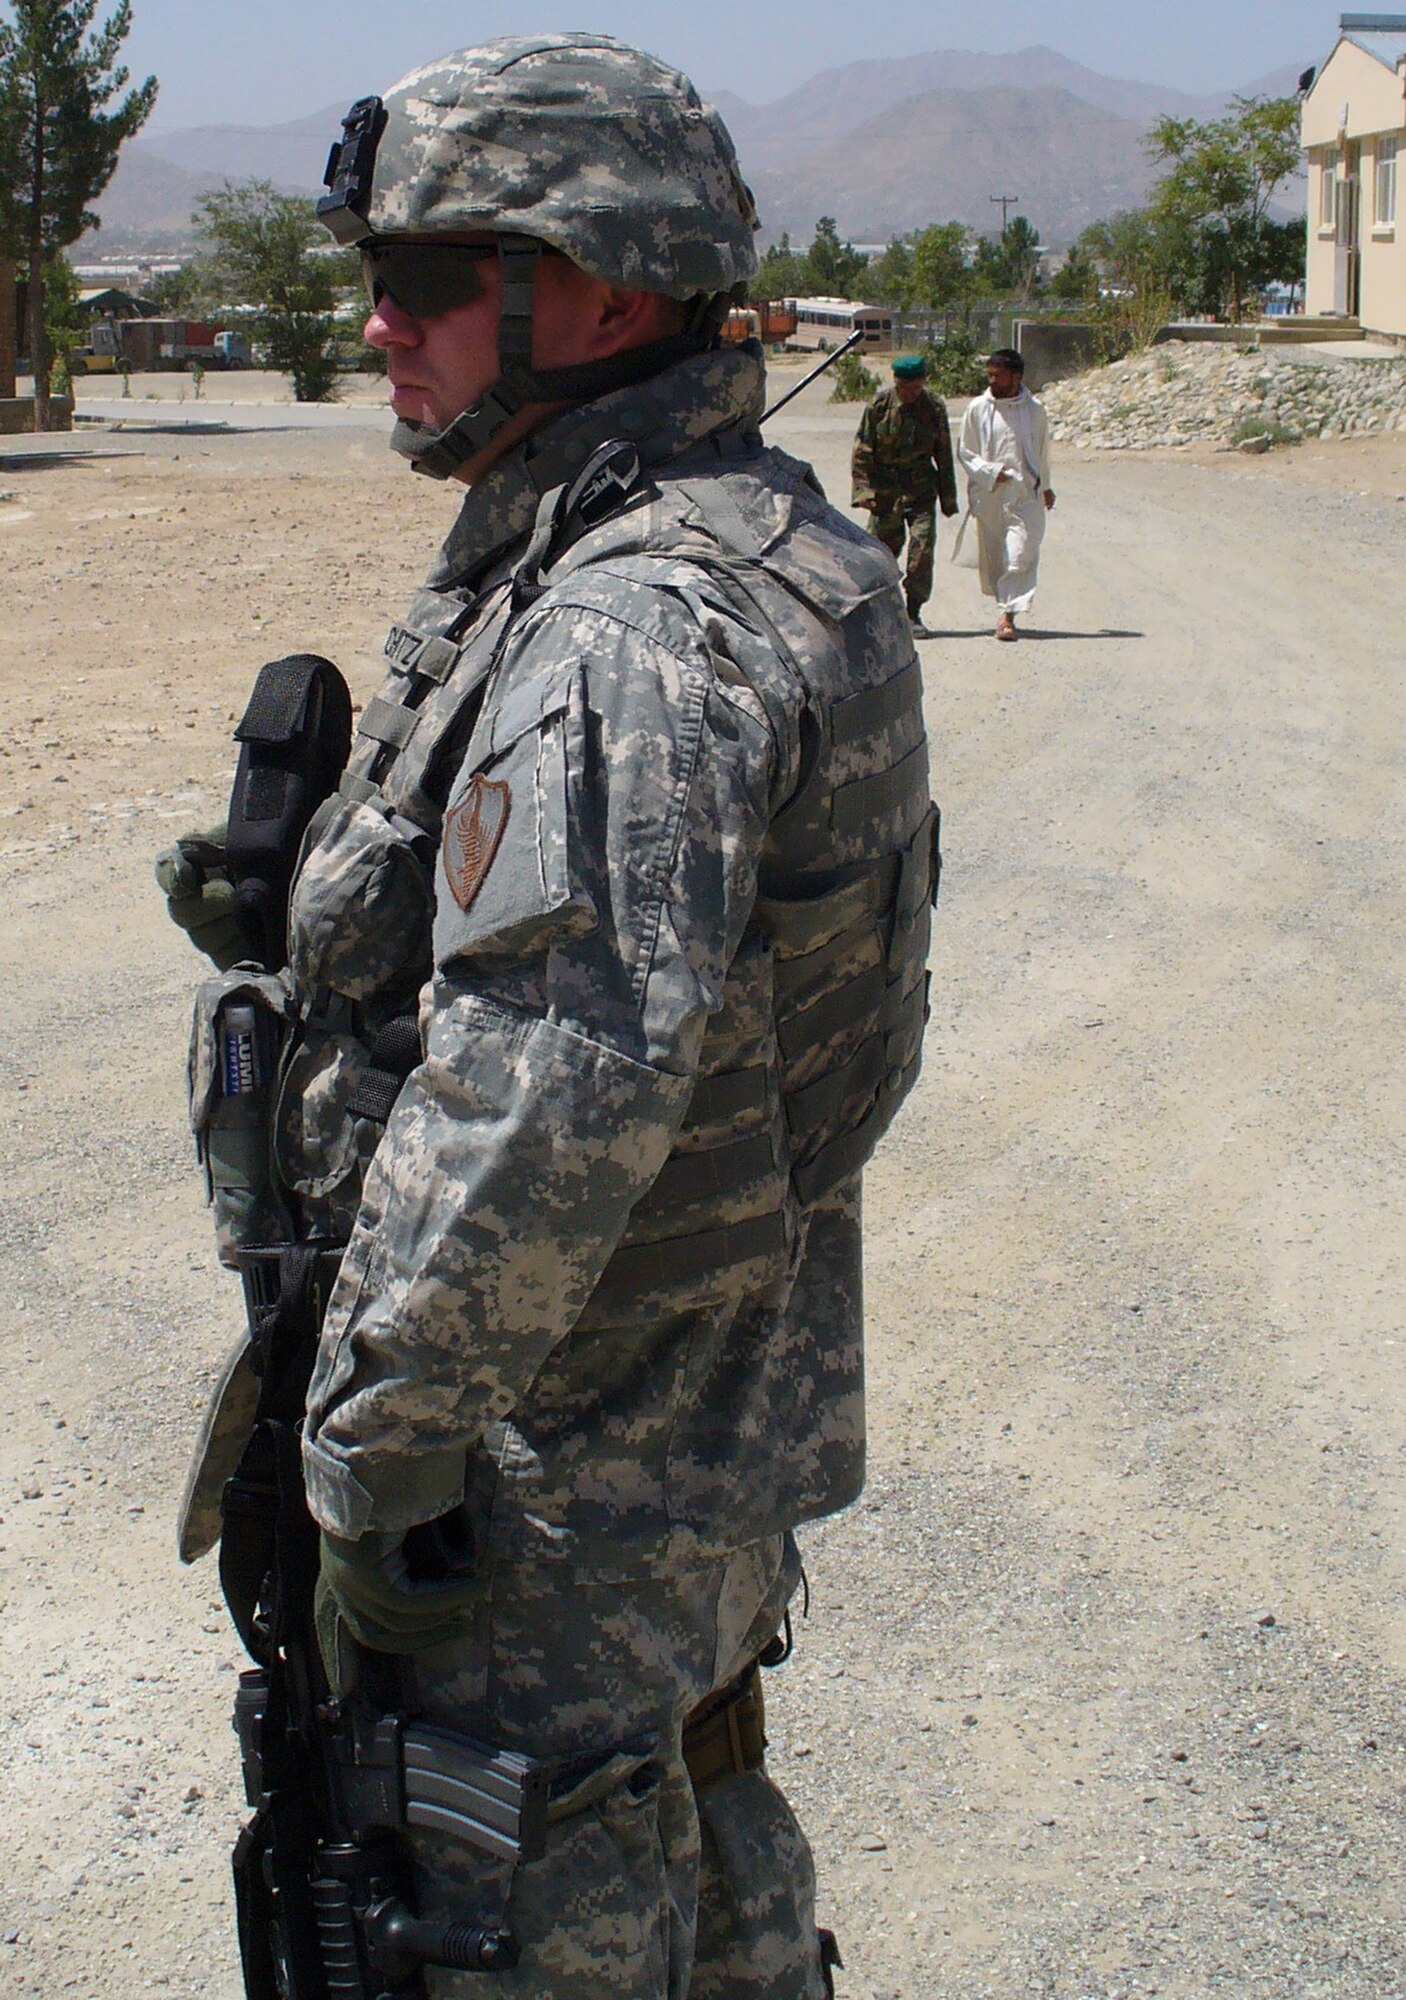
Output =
[{"x1": 1231, "y1": 414, "x2": 1302, "y2": 447}]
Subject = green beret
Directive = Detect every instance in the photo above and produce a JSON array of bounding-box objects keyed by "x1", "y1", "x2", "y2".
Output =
[{"x1": 891, "y1": 353, "x2": 926, "y2": 380}]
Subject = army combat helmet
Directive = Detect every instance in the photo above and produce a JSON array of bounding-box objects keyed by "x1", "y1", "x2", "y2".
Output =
[{"x1": 318, "y1": 33, "x2": 760, "y2": 478}]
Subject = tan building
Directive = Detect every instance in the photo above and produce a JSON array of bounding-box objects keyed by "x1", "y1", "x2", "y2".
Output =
[{"x1": 1303, "y1": 15, "x2": 1406, "y2": 334}]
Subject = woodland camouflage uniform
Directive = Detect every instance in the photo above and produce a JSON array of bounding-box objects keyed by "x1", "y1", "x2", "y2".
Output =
[{"x1": 851, "y1": 381, "x2": 959, "y2": 622}]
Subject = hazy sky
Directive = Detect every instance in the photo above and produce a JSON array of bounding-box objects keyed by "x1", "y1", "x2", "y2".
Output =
[{"x1": 126, "y1": 0, "x2": 1335, "y2": 131}]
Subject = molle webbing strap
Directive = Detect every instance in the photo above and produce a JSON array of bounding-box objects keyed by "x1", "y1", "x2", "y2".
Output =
[
  {"x1": 787, "y1": 977, "x2": 930, "y2": 1208},
  {"x1": 830, "y1": 658, "x2": 923, "y2": 745},
  {"x1": 683, "y1": 1064, "x2": 769, "y2": 1126},
  {"x1": 772, "y1": 917, "x2": 878, "y2": 1008},
  {"x1": 832, "y1": 739, "x2": 929, "y2": 835},
  {"x1": 383, "y1": 624, "x2": 461, "y2": 685},
  {"x1": 357, "y1": 694, "x2": 420, "y2": 751},
  {"x1": 633, "y1": 1132, "x2": 777, "y2": 1217},
  {"x1": 792, "y1": 1046, "x2": 925, "y2": 1209},
  {"x1": 776, "y1": 964, "x2": 886, "y2": 1065},
  {"x1": 755, "y1": 866, "x2": 891, "y2": 957},
  {"x1": 346, "y1": 1012, "x2": 423, "y2": 1124},
  {"x1": 594, "y1": 1210, "x2": 787, "y2": 1301},
  {"x1": 783, "y1": 972, "x2": 928, "y2": 1143},
  {"x1": 786, "y1": 1038, "x2": 885, "y2": 1143},
  {"x1": 682, "y1": 1665, "x2": 768, "y2": 1792}
]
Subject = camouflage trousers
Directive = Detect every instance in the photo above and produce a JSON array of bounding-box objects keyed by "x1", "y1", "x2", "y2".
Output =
[
  {"x1": 868, "y1": 493, "x2": 936, "y2": 616},
  {"x1": 393, "y1": 1532, "x2": 831, "y2": 2000}
]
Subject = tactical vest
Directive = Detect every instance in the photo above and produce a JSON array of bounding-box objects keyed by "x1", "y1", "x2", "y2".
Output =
[{"x1": 278, "y1": 441, "x2": 937, "y2": 1303}]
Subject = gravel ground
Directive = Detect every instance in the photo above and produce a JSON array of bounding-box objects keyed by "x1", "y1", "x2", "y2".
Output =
[{"x1": 2, "y1": 373, "x2": 1404, "y2": 1999}]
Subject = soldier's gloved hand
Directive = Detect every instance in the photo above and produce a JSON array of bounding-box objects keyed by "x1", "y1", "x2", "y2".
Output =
[
  {"x1": 942, "y1": 498, "x2": 960, "y2": 518},
  {"x1": 317, "y1": 1518, "x2": 480, "y2": 1658},
  {"x1": 154, "y1": 826, "x2": 248, "y2": 969}
]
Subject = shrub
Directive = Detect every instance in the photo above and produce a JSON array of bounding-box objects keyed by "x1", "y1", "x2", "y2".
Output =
[
  {"x1": 916, "y1": 326, "x2": 986, "y2": 397},
  {"x1": 1231, "y1": 414, "x2": 1300, "y2": 447},
  {"x1": 827, "y1": 351, "x2": 881, "y2": 401}
]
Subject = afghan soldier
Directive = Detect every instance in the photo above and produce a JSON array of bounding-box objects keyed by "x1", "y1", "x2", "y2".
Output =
[
  {"x1": 851, "y1": 352, "x2": 960, "y2": 636},
  {"x1": 167, "y1": 34, "x2": 938, "y2": 1999}
]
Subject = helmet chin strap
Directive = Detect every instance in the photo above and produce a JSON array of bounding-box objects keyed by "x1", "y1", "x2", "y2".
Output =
[{"x1": 394, "y1": 234, "x2": 730, "y2": 482}]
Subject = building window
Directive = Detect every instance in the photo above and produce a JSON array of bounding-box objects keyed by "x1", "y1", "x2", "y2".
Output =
[
  {"x1": 1321, "y1": 148, "x2": 1338, "y2": 228},
  {"x1": 1376, "y1": 136, "x2": 1397, "y2": 225}
]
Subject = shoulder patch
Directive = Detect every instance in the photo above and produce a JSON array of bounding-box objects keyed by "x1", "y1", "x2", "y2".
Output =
[{"x1": 443, "y1": 776, "x2": 510, "y2": 911}]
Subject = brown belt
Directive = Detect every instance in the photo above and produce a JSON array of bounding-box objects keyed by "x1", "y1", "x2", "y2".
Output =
[{"x1": 681, "y1": 1664, "x2": 768, "y2": 1792}]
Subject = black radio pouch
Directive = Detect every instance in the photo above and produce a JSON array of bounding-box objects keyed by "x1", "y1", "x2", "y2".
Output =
[{"x1": 225, "y1": 654, "x2": 354, "y2": 971}]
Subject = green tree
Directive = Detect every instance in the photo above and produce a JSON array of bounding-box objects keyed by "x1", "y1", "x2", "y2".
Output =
[
  {"x1": 1050, "y1": 243, "x2": 1099, "y2": 303},
  {"x1": 753, "y1": 230, "x2": 806, "y2": 301},
  {"x1": 0, "y1": 0, "x2": 156, "y2": 429},
  {"x1": 40, "y1": 243, "x2": 82, "y2": 355},
  {"x1": 972, "y1": 214, "x2": 1042, "y2": 296},
  {"x1": 1078, "y1": 206, "x2": 1201, "y2": 312},
  {"x1": 1257, "y1": 214, "x2": 1307, "y2": 297},
  {"x1": 801, "y1": 216, "x2": 867, "y2": 297},
  {"x1": 865, "y1": 235, "x2": 913, "y2": 308},
  {"x1": 1145, "y1": 95, "x2": 1303, "y2": 319},
  {"x1": 194, "y1": 179, "x2": 342, "y2": 401},
  {"x1": 917, "y1": 325, "x2": 986, "y2": 397},
  {"x1": 147, "y1": 259, "x2": 214, "y2": 315},
  {"x1": 908, "y1": 221, "x2": 971, "y2": 308}
]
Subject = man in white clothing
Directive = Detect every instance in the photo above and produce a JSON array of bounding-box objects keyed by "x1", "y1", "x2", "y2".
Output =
[{"x1": 957, "y1": 348, "x2": 1055, "y2": 641}]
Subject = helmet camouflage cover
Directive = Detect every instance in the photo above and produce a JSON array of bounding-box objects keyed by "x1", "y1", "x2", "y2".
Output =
[{"x1": 336, "y1": 33, "x2": 759, "y2": 300}]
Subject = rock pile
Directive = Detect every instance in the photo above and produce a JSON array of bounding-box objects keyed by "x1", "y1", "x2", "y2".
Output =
[{"x1": 1042, "y1": 339, "x2": 1406, "y2": 450}]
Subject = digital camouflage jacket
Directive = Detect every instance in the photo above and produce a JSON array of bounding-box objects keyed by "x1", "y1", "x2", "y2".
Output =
[{"x1": 280, "y1": 345, "x2": 936, "y2": 1569}]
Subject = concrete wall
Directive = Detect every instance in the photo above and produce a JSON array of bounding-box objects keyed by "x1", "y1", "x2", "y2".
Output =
[
  {"x1": 1011, "y1": 319, "x2": 1102, "y2": 390},
  {"x1": 0, "y1": 395, "x2": 74, "y2": 435}
]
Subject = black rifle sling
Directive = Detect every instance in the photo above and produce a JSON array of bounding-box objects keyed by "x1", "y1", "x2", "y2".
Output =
[
  {"x1": 223, "y1": 1246, "x2": 346, "y2": 2000},
  {"x1": 219, "y1": 1246, "x2": 332, "y2": 1661}
]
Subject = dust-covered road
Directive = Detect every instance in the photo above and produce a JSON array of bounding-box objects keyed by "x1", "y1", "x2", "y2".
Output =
[{"x1": 2, "y1": 374, "x2": 1404, "y2": 2000}]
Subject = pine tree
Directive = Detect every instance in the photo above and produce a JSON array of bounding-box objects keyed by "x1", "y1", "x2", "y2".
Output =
[{"x1": 0, "y1": 0, "x2": 156, "y2": 429}]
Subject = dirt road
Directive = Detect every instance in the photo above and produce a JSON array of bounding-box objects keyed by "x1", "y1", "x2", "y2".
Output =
[{"x1": 2, "y1": 379, "x2": 1403, "y2": 2000}]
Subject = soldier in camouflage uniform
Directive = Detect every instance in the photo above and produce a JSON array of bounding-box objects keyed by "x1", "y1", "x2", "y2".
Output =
[
  {"x1": 171, "y1": 34, "x2": 938, "y2": 1999},
  {"x1": 850, "y1": 353, "x2": 959, "y2": 636}
]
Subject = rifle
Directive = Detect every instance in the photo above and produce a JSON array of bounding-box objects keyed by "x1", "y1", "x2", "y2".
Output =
[
  {"x1": 221, "y1": 1250, "x2": 544, "y2": 1998},
  {"x1": 178, "y1": 655, "x2": 545, "y2": 1997}
]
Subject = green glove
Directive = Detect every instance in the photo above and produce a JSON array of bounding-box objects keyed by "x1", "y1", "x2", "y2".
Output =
[
  {"x1": 318, "y1": 1526, "x2": 480, "y2": 1657},
  {"x1": 154, "y1": 825, "x2": 248, "y2": 969}
]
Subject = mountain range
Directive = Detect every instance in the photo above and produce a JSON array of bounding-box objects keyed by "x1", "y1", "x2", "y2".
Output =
[{"x1": 82, "y1": 44, "x2": 1307, "y2": 254}]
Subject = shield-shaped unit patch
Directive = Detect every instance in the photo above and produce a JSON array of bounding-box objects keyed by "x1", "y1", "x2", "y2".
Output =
[{"x1": 443, "y1": 775, "x2": 510, "y2": 911}]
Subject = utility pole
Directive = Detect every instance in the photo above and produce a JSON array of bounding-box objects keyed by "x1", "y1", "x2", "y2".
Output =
[{"x1": 990, "y1": 193, "x2": 1020, "y2": 231}]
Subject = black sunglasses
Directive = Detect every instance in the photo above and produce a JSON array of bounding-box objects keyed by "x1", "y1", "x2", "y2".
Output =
[{"x1": 359, "y1": 240, "x2": 498, "y2": 321}]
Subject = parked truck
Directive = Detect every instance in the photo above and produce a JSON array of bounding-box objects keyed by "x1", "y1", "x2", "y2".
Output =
[{"x1": 71, "y1": 318, "x2": 252, "y2": 373}]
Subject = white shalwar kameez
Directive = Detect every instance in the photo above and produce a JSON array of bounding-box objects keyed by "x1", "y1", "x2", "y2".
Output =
[{"x1": 957, "y1": 386, "x2": 1052, "y2": 616}]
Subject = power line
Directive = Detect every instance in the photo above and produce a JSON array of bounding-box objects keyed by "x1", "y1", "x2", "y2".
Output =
[{"x1": 990, "y1": 193, "x2": 1021, "y2": 230}]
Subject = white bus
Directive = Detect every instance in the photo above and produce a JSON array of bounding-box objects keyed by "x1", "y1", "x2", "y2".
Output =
[{"x1": 785, "y1": 297, "x2": 893, "y2": 351}]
